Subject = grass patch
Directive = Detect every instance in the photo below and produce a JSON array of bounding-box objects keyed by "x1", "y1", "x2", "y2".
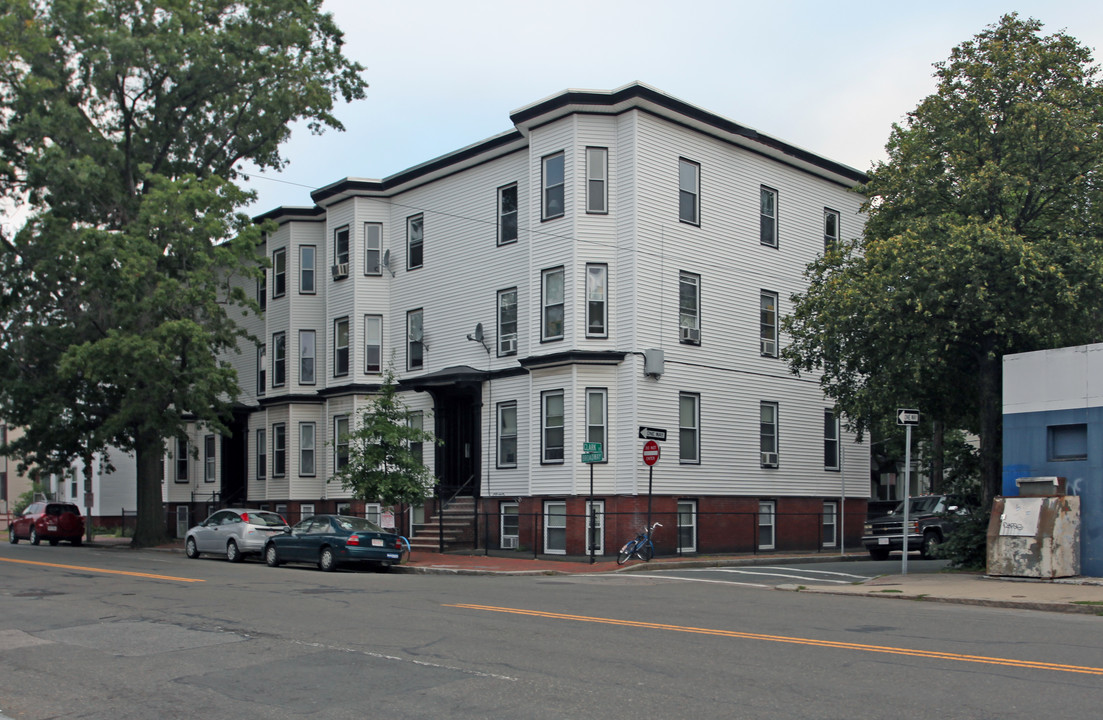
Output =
[
  {"x1": 875, "y1": 589, "x2": 903, "y2": 594},
  {"x1": 1071, "y1": 600, "x2": 1103, "y2": 607}
]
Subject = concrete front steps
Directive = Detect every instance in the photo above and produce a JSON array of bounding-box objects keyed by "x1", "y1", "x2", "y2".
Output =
[{"x1": 406, "y1": 495, "x2": 476, "y2": 552}]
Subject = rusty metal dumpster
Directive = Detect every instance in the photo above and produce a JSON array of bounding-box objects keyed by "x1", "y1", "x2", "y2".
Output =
[{"x1": 987, "y1": 477, "x2": 1080, "y2": 579}]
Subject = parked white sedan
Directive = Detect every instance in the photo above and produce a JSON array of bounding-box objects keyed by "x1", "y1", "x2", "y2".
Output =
[{"x1": 184, "y1": 508, "x2": 289, "y2": 562}]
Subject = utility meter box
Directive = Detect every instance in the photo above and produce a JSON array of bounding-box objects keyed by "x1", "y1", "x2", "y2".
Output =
[{"x1": 987, "y1": 478, "x2": 1080, "y2": 579}]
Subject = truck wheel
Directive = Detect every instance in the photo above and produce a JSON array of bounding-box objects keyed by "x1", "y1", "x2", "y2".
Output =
[{"x1": 920, "y1": 532, "x2": 941, "y2": 559}]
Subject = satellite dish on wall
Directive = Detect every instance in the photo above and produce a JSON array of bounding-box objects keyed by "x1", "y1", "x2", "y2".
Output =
[
  {"x1": 382, "y1": 249, "x2": 395, "y2": 277},
  {"x1": 467, "y1": 322, "x2": 489, "y2": 351}
]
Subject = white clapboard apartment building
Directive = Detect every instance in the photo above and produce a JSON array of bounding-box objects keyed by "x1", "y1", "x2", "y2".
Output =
[{"x1": 162, "y1": 83, "x2": 870, "y2": 556}]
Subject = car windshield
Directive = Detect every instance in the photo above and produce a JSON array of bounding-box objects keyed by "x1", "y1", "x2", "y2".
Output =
[
  {"x1": 334, "y1": 516, "x2": 386, "y2": 533},
  {"x1": 892, "y1": 497, "x2": 943, "y2": 514},
  {"x1": 246, "y1": 511, "x2": 288, "y2": 527}
]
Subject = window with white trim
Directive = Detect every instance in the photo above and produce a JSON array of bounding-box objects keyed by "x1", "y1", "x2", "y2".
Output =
[
  {"x1": 586, "y1": 147, "x2": 607, "y2": 214},
  {"x1": 586, "y1": 264, "x2": 607, "y2": 338},
  {"x1": 544, "y1": 500, "x2": 566, "y2": 554},
  {"x1": 679, "y1": 272, "x2": 700, "y2": 345},
  {"x1": 299, "y1": 330, "x2": 315, "y2": 385},
  {"x1": 273, "y1": 423, "x2": 286, "y2": 477},
  {"x1": 301, "y1": 503, "x2": 315, "y2": 520},
  {"x1": 679, "y1": 158, "x2": 699, "y2": 224},
  {"x1": 758, "y1": 500, "x2": 776, "y2": 550},
  {"x1": 407, "y1": 214, "x2": 423, "y2": 270},
  {"x1": 364, "y1": 315, "x2": 382, "y2": 373},
  {"x1": 498, "y1": 183, "x2": 518, "y2": 245},
  {"x1": 760, "y1": 291, "x2": 778, "y2": 357},
  {"x1": 204, "y1": 435, "x2": 216, "y2": 483},
  {"x1": 824, "y1": 208, "x2": 840, "y2": 251},
  {"x1": 760, "y1": 186, "x2": 778, "y2": 247},
  {"x1": 823, "y1": 501, "x2": 837, "y2": 548},
  {"x1": 679, "y1": 393, "x2": 700, "y2": 463},
  {"x1": 300, "y1": 245, "x2": 315, "y2": 294},
  {"x1": 407, "y1": 308, "x2": 424, "y2": 371},
  {"x1": 334, "y1": 416, "x2": 349, "y2": 471},
  {"x1": 408, "y1": 411, "x2": 424, "y2": 465},
  {"x1": 542, "y1": 267, "x2": 564, "y2": 341},
  {"x1": 542, "y1": 390, "x2": 564, "y2": 463},
  {"x1": 364, "y1": 222, "x2": 382, "y2": 275},
  {"x1": 334, "y1": 225, "x2": 350, "y2": 267},
  {"x1": 364, "y1": 503, "x2": 382, "y2": 525},
  {"x1": 586, "y1": 388, "x2": 607, "y2": 460},
  {"x1": 824, "y1": 410, "x2": 840, "y2": 470},
  {"x1": 585, "y1": 499, "x2": 604, "y2": 555},
  {"x1": 497, "y1": 401, "x2": 517, "y2": 468},
  {"x1": 678, "y1": 500, "x2": 697, "y2": 553},
  {"x1": 300, "y1": 422, "x2": 315, "y2": 476},
  {"x1": 273, "y1": 248, "x2": 286, "y2": 297},
  {"x1": 760, "y1": 402, "x2": 779, "y2": 467},
  {"x1": 334, "y1": 317, "x2": 349, "y2": 377},
  {"x1": 542, "y1": 152, "x2": 565, "y2": 220},
  {"x1": 497, "y1": 288, "x2": 518, "y2": 356},
  {"x1": 500, "y1": 503, "x2": 519, "y2": 549}
]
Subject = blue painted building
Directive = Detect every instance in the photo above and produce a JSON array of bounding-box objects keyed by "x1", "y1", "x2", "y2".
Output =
[{"x1": 1003, "y1": 344, "x2": 1102, "y2": 576}]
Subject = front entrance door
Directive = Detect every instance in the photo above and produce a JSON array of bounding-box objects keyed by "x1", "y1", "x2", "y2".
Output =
[{"x1": 430, "y1": 386, "x2": 481, "y2": 499}]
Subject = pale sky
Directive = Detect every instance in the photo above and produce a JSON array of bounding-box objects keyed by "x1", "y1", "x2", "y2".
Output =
[{"x1": 237, "y1": 0, "x2": 1103, "y2": 215}]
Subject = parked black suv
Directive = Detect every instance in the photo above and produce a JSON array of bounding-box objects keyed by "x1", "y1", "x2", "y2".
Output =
[{"x1": 862, "y1": 495, "x2": 961, "y2": 560}]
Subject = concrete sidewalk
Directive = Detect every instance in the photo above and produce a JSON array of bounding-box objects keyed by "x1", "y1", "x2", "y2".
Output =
[{"x1": 91, "y1": 535, "x2": 1103, "y2": 615}]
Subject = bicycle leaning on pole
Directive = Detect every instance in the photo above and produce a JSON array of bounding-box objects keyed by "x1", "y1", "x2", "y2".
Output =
[{"x1": 616, "y1": 522, "x2": 662, "y2": 565}]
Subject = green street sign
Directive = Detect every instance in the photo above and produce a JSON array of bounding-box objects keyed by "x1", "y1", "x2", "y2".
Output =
[
  {"x1": 582, "y1": 442, "x2": 602, "y2": 453},
  {"x1": 581, "y1": 451, "x2": 603, "y2": 463}
]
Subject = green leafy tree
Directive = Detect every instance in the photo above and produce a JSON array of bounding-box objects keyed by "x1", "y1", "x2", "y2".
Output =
[
  {"x1": 0, "y1": 0, "x2": 366, "y2": 545},
  {"x1": 330, "y1": 370, "x2": 440, "y2": 507},
  {"x1": 784, "y1": 14, "x2": 1103, "y2": 510}
]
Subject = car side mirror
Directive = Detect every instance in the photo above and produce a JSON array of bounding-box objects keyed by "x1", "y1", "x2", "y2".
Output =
[{"x1": 283, "y1": 526, "x2": 292, "y2": 534}]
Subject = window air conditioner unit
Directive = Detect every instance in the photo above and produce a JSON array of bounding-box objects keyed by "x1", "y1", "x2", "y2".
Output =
[
  {"x1": 760, "y1": 339, "x2": 776, "y2": 356},
  {"x1": 501, "y1": 536, "x2": 518, "y2": 549},
  {"x1": 500, "y1": 335, "x2": 517, "y2": 355},
  {"x1": 680, "y1": 327, "x2": 700, "y2": 344},
  {"x1": 331, "y1": 263, "x2": 349, "y2": 280},
  {"x1": 761, "y1": 452, "x2": 779, "y2": 468}
]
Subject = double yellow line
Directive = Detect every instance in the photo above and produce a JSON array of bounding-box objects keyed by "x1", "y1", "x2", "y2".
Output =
[
  {"x1": 447, "y1": 603, "x2": 1103, "y2": 676},
  {"x1": 1, "y1": 557, "x2": 204, "y2": 583}
]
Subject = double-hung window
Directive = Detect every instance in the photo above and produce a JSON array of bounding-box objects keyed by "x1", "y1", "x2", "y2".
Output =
[
  {"x1": 273, "y1": 423, "x2": 286, "y2": 477},
  {"x1": 407, "y1": 309, "x2": 424, "y2": 371},
  {"x1": 334, "y1": 416, "x2": 350, "y2": 471},
  {"x1": 273, "y1": 248, "x2": 286, "y2": 297},
  {"x1": 824, "y1": 208, "x2": 840, "y2": 251},
  {"x1": 586, "y1": 147, "x2": 608, "y2": 214},
  {"x1": 823, "y1": 501, "x2": 838, "y2": 548},
  {"x1": 824, "y1": 409, "x2": 840, "y2": 470},
  {"x1": 497, "y1": 401, "x2": 518, "y2": 467},
  {"x1": 760, "y1": 186, "x2": 778, "y2": 247},
  {"x1": 758, "y1": 501, "x2": 776, "y2": 550},
  {"x1": 586, "y1": 264, "x2": 607, "y2": 338},
  {"x1": 542, "y1": 390, "x2": 564, "y2": 463},
  {"x1": 679, "y1": 393, "x2": 700, "y2": 463},
  {"x1": 204, "y1": 435, "x2": 216, "y2": 483},
  {"x1": 333, "y1": 225, "x2": 350, "y2": 277},
  {"x1": 364, "y1": 315, "x2": 382, "y2": 373},
  {"x1": 299, "y1": 330, "x2": 315, "y2": 385},
  {"x1": 257, "y1": 344, "x2": 266, "y2": 395},
  {"x1": 300, "y1": 245, "x2": 315, "y2": 293},
  {"x1": 760, "y1": 291, "x2": 778, "y2": 357},
  {"x1": 497, "y1": 288, "x2": 518, "y2": 356},
  {"x1": 407, "y1": 214, "x2": 424, "y2": 270},
  {"x1": 679, "y1": 159, "x2": 700, "y2": 224},
  {"x1": 272, "y1": 332, "x2": 286, "y2": 387},
  {"x1": 500, "y1": 503, "x2": 519, "y2": 549},
  {"x1": 408, "y1": 411, "x2": 424, "y2": 465},
  {"x1": 256, "y1": 428, "x2": 266, "y2": 482},
  {"x1": 498, "y1": 183, "x2": 518, "y2": 244},
  {"x1": 364, "y1": 223, "x2": 382, "y2": 275},
  {"x1": 542, "y1": 267, "x2": 564, "y2": 341},
  {"x1": 299, "y1": 422, "x2": 315, "y2": 476},
  {"x1": 586, "y1": 389, "x2": 607, "y2": 459},
  {"x1": 542, "y1": 152, "x2": 565, "y2": 220},
  {"x1": 258, "y1": 270, "x2": 266, "y2": 310},
  {"x1": 677, "y1": 500, "x2": 697, "y2": 553},
  {"x1": 334, "y1": 317, "x2": 349, "y2": 377},
  {"x1": 175, "y1": 437, "x2": 188, "y2": 482},
  {"x1": 760, "y1": 402, "x2": 779, "y2": 467},
  {"x1": 679, "y1": 272, "x2": 700, "y2": 345}
]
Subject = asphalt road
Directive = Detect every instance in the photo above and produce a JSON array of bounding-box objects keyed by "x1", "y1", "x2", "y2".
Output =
[{"x1": 2, "y1": 544, "x2": 1101, "y2": 719}]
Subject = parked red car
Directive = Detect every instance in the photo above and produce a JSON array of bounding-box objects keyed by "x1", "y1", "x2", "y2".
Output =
[{"x1": 8, "y1": 501, "x2": 85, "y2": 546}]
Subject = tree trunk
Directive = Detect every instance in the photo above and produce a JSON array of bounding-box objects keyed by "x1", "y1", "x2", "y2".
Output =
[
  {"x1": 930, "y1": 420, "x2": 944, "y2": 494},
  {"x1": 132, "y1": 429, "x2": 170, "y2": 547},
  {"x1": 977, "y1": 352, "x2": 1003, "y2": 511}
]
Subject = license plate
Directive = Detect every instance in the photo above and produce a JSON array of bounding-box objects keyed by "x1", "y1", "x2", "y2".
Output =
[
  {"x1": 48, "y1": 525, "x2": 57, "y2": 532},
  {"x1": 878, "y1": 537, "x2": 889, "y2": 545},
  {"x1": 371, "y1": 538, "x2": 383, "y2": 547},
  {"x1": 386, "y1": 553, "x2": 399, "y2": 559}
]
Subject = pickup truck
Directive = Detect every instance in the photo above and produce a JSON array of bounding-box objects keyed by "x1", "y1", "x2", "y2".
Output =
[{"x1": 862, "y1": 495, "x2": 960, "y2": 560}]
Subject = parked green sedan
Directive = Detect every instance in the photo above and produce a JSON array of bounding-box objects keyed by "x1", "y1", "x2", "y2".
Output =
[{"x1": 264, "y1": 514, "x2": 403, "y2": 572}]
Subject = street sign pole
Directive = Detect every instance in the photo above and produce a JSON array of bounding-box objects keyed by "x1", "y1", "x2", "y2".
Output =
[
  {"x1": 589, "y1": 460, "x2": 595, "y2": 565},
  {"x1": 903, "y1": 423, "x2": 911, "y2": 576}
]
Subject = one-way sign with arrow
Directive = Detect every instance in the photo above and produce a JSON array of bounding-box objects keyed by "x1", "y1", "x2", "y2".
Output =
[
  {"x1": 897, "y1": 408, "x2": 920, "y2": 426},
  {"x1": 638, "y1": 426, "x2": 667, "y2": 441}
]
